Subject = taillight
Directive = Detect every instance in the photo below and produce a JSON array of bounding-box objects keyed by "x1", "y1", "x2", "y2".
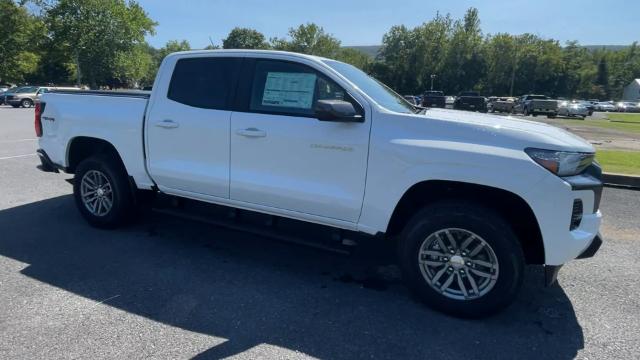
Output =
[{"x1": 35, "y1": 102, "x2": 45, "y2": 137}]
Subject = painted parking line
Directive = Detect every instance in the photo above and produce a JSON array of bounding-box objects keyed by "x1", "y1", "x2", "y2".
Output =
[
  {"x1": 0, "y1": 139, "x2": 37, "y2": 143},
  {"x1": 0, "y1": 154, "x2": 36, "y2": 161}
]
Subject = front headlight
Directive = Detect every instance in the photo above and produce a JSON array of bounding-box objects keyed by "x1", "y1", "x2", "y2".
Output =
[{"x1": 525, "y1": 148, "x2": 594, "y2": 177}]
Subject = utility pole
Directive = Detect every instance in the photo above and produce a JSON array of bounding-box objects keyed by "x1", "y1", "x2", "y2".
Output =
[
  {"x1": 509, "y1": 44, "x2": 518, "y2": 97},
  {"x1": 430, "y1": 74, "x2": 436, "y2": 91}
]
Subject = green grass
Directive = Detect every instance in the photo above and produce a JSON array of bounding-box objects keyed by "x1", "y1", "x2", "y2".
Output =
[
  {"x1": 552, "y1": 113, "x2": 640, "y2": 134},
  {"x1": 596, "y1": 150, "x2": 640, "y2": 175},
  {"x1": 605, "y1": 113, "x2": 640, "y2": 124}
]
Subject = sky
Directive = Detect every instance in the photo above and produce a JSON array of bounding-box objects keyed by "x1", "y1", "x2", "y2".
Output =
[{"x1": 137, "y1": 0, "x2": 639, "y2": 49}]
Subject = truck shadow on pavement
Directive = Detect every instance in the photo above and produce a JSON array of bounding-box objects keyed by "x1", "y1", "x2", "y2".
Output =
[{"x1": 0, "y1": 195, "x2": 584, "y2": 359}]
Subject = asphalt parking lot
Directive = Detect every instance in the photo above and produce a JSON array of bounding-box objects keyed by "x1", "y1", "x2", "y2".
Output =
[{"x1": 1, "y1": 106, "x2": 639, "y2": 359}]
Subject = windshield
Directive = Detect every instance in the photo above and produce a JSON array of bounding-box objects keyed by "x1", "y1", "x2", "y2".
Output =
[{"x1": 322, "y1": 60, "x2": 415, "y2": 114}]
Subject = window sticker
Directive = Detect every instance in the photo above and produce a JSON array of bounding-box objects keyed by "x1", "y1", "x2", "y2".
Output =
[{"x1": 262, "y1": 72, "x2": 317, "y2": 109}]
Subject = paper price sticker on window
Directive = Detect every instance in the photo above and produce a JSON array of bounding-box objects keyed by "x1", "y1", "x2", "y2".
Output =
[{"x1": 262, "y1": 72, "x2": 317, "y2": 109}]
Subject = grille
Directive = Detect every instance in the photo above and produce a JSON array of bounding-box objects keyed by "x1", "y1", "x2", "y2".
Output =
[{"x1": 570, "y1": 199, "x2": 583, "y2": 230}]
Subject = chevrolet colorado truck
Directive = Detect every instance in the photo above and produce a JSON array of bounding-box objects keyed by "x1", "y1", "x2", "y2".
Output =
[{"x1": 36, "y1": 50, "x2": 603, "y2": 318}]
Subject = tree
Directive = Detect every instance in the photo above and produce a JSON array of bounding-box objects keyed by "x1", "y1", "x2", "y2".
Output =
[
  {"x1": 271, "y1": 23, "x2": 341, "y2": 58},
  {"x1": 0, "y1": 0, "x2": 43, "y2": 83},
  {"x1": 141, "y1": 39, "x2": 191, "y2": 87},
  {"x1": 335, "y1": 48, "x2": 371, "y2": 70},
  {"x1": 222, "y1": 27, "x2": 269, "y2": 49},
  {"x1": 46, "y1": 0, "x2": 156, "y2": 88},
  {"x1": 113, "y1": 43, "x2": 154, "y2": 88}
]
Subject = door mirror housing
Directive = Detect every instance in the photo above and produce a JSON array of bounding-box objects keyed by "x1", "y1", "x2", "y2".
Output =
[{"x1": 314, "y1": 100, "x2": 363, "y2": 122}]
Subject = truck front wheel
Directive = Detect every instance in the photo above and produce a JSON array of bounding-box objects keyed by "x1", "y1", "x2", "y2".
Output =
[
  {"x1": 73, "y1": 155, "x2": 135, "y2": 228},
  {"x1": 397, "y1": 201, "x2": 525, "y2": 318}
]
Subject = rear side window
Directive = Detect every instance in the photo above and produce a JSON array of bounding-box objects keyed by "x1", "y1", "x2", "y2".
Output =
[{"x1": 167, "y1": 57, "x2": 241, "y2": 110}]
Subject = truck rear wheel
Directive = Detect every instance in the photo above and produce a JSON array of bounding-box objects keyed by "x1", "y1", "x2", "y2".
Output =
[
  {"x1": 73, "y1": 155, "x2": 135, "y2": 228},
  {"x1": 397, "y1": 201, "x2": 524, "y2": 318}
]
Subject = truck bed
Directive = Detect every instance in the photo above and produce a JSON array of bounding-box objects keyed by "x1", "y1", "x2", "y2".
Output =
[{"x1": 39, "y1": 90, "x2": 154, "y2": 188}]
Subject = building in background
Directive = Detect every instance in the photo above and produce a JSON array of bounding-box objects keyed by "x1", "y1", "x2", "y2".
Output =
[{"x1": 623, "y1": 79, "x2": 640, "y2": 101}]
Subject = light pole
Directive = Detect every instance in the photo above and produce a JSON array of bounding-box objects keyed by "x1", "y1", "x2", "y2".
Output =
[{"x1": 430, "y1": 74, "x2": 437, "y2": 91}]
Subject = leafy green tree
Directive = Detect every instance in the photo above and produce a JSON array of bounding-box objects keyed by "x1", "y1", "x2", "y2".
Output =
[
  {"x1": 155, "y1": 39, "x2": 191, "y2": 62},
  {"x1": 334, "y1": 48, "x2": 371, "y2": 70},
  {"x1": 222, "y1": 27, "x2": 269, "y2": 49},
  {"x1": 0, "y1": 0, "x2": 44, "y2": 83},
  {"x1": 113, "y1": 43, "x2": 154, "y2": 88},
  {"x1": 46, "y1": 0, "x2": 156, "y2": 88},
  {"x1": 271, "y1": 23, "x2": 341, "y2": 58},
  {"x1": 376, "y1": 25, "x2": 418, "y2": 94}
]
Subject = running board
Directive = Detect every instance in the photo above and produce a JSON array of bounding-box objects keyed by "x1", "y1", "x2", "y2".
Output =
[{"x1": 151, "y1": 196, "x2": 354, "y2": 255}]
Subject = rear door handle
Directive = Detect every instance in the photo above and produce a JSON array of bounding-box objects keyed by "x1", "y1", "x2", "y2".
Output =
[
  {"x1": 155, "y1": 119, "x2": 179, "y2": 129},
  {"x1": 236, "y1": 128, "x2": 266, "y2": 138}
]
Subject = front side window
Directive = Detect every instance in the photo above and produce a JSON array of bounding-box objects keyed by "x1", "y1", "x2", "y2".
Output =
[
  {"x1": 249, "y1": 60, "x2": 352, "y2": 117},
  {"x1": 168, "y1": 57, "x2": 241, "y2": 110},
  {"x1": 322, "y1": 60, "x2": 415, "y2": 114}
]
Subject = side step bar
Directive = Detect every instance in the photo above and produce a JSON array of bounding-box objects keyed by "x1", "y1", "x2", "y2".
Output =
[{"x1": 152, "y1": 196, "x2": 357, "y2": 255}]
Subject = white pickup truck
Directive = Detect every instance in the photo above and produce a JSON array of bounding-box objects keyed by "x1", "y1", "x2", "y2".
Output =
[{"x1": 36, "y1": 50, "x2": 603, "y2": 318}]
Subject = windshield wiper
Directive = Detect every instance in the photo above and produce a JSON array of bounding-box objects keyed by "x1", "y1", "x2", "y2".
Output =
[{"x1": 413, "y1": 105, "x2": 427, "y2": 114}]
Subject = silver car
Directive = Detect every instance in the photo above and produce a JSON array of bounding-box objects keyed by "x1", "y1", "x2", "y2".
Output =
[
  {"x1": 557, "y1": 101, "x2": 589, "y2": 119},
  {"x1": 616, "y1": 102, "x2": 640, "y2": 113},
  {"x1": 595, "y1": 102, "x2": 616, "y2": 112}
]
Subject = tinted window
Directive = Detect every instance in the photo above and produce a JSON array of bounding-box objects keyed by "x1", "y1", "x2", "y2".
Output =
[
  {"x1": 249, "y1": 60, "x2": 352, "y2": 117},
  {"x1": 168, "y1": 57, "x2": 240, "y2": 110}
]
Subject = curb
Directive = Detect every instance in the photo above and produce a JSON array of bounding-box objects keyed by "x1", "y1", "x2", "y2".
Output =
[{"x1": 603, "y1": 172, "x2": 640, "y2": 189}]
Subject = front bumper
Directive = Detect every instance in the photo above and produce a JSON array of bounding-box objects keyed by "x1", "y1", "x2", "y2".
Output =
[
  {"x1": 528, "y1": 163, "x2": 604, "y2": 266},
  {"x1": 545, "y1": 233, "x2": 603, "y2": 286}
]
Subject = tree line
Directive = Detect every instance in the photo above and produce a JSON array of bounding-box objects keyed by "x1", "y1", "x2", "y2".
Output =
[{"x1": 1, "y1": 1, "x2": 639, "y2": 99}]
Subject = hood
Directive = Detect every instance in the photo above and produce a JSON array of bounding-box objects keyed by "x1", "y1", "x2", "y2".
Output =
[{"x1": 416, "y1": 108, "x2": 594, "y2": 153}]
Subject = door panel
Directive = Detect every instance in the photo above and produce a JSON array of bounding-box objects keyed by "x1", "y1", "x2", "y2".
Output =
[
  {"x1": 146, "y1": 57, "x2": 241, "y2": 198},
  {"x1": 229, "y1": 59, "x2": 371, "y2": 222},
  {"x1": 147, "y1": 102, "x2": 231, "y2": 197}
]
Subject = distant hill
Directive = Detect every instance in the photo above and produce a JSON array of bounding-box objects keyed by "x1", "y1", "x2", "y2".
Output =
[{"x1": 344, "y1": 44, "x2": 631, "y2": 58}]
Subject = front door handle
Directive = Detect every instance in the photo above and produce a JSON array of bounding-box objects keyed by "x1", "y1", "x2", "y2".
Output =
[
  {"x1": 236, "y1": 128, "x2": 266, "y2": 138},
  {"x1": 155, "y1": 119, "x2": 179, "y2": 129}
]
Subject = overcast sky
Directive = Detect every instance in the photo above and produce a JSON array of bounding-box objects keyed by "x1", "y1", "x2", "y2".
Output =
[{"x1": 137, "y1": 0, "x2": 639, "y2": 49}]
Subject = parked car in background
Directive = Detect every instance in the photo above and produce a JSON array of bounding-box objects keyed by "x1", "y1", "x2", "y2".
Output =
[
  {"x1": 575, "y1": 100, "x2": 595, "y2": 116},
  {"x1": 0, "y1": 84, "x2": 14, "y2": 93},
  {"x1": 445, "y1": 95, "x2": 455, "y2": 109},
  {"x1": 513, "y1": 95, "x2": 557, "y2": 118},
  {"x1": 36, "y1": 49, "x2": 602, "y2": 318},
  {"x1": 488, "y1": 97, "x2": 516, "y2": 114},
  {"x1": 616, "y1": 101, "x2": 640, "y2": 112},
  {"x1": 595, "y1": 102, "x2": 616, "y2": 112},
  {"x1": 5, "y1": 86, "x2": 78, "y2": 108},
  {"x1": 557, "y1": 101, "x2": 589, "y2": 119},
  {"x1": 453, "y1": 91, "x2": 487, "y2": 112},
  {"x1": 1, "y1": 86, "x2": 25, "y2": 105},
  {"x1": 421, "y1": 90, "x2": 446, "y2": 108},
  {"x1": 403, "y1": 95, "x2": 419, "y2": 106}
]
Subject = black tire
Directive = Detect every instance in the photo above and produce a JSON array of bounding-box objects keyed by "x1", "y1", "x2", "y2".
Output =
[
  {"x1": 397, "y1": 200, "x2": 525, "y2": 318},
  {"x1": 21, "y1": 99, "x2": 33, "y2": 108},
  {"x1": 547, "y1": 114, "x2": 556, "y2": 119},
  {"x1": 73, "y1": 155, "x2": 135, "y2": 228}
]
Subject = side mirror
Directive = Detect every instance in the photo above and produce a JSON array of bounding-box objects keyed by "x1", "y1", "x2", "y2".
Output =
[{"x1": 314, "y1": 99, "x2": 363, "y2": 122}]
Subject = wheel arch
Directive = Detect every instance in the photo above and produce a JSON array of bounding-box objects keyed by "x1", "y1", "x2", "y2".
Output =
[
  {"x1": 66, "y1": 136, "x2": 127, "y2": 174},
  {"x1": 386, "y1": 180, "x2": 545, "y2": 264}
]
